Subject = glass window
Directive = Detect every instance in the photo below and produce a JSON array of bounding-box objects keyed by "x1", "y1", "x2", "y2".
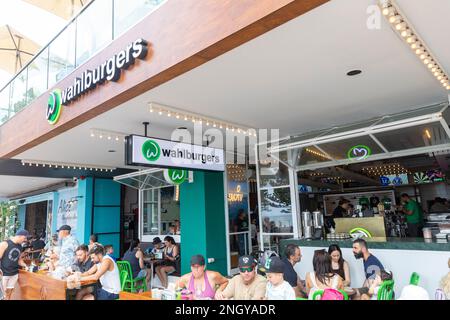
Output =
[
  {"x1": 318, "y1": 135, "x2": 384, "y2": 161},
  {"x1": 9, "y1": 70, "x2": 28, "y2": 116},
  {"x1": 258, "y1": 161, "x2": 290, "y2": 189},
  {"x1": 260, "y1": 188, "x2": 293, "y2": 234},
  {"x1": 48, "y1": 23, "x2": 76, "y2": 87},
  {"x1": 0, "y1": 85, "x2": 10, "y2": 124},
  {"x1": 374, "y1": 122, "x2": 450, "y2": 152},
  {"x1": 27, "y1": 48, "x2": 49, "y2": 102},
  {"x1": 142, "y1": 189, "x2": 159, "y2": 236},
  {"x1": 114, "y1": 0, "x2": 165, "y2": 37},
  {"x1": 76, "y1": 0, "x2": 113, "y2": 66},
  {"x1": 262, "y1": 235, "x2": 293, "y2": 253},
  {"x1": 297, "y1": 146, "x2": 332, "y2": 166}
]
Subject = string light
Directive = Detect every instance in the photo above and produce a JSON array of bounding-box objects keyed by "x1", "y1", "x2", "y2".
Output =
[
  {"x1": 148, "y1": 103, "x2": 257, "y2": 136},
  {"x1": 21, "y1": 160, "x2": 116, "y2": 172},
  {"x1": 379, "y1": 0, "x2": 450, "y2": 90}
]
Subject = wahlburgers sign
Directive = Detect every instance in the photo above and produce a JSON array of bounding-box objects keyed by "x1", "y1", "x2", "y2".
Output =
[
  {"x1": 46, "y1": 38, "x2": 148, "y2": 124},
  {"x1": 127, "y1": 135, "x2": 225, "y2": 172}
]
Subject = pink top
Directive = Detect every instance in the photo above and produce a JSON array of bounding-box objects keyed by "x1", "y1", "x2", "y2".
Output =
[{"x1": 188, "y1": 271, "x2": 215, "y2": 299}]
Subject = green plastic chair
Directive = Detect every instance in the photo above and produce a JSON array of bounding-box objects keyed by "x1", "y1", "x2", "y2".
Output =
[
  {"x1": 377, "y1": 280, "x2": 395, "y2": 300},
  {"x1": 311, "y1": 289, "x2": 349, "y2": 300},
  {"x1": 117, "y1": 260, "x2": 147, "y2": 293},
  {"x1": 296, "y1": 297, "x2": 308, "y2": 300},
  {"x1": 409, "y1": 272, "x2": 420, "y2": 286}
]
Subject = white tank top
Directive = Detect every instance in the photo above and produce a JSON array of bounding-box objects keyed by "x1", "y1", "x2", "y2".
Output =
[{"x1": 99, "y1": 255, "x2": 121, "y2": 294}]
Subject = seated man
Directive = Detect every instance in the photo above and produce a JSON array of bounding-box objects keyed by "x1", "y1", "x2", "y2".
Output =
[
  {"x1": 282, "y1": 244, "x2": 306, "y2": 298},
  {"x1": 79, "y1": 244, "x2": 121, "y2": 300},
  {"x1": 215, "y1": 255, "x2": 266, "y2": 300},
  {"x1": 352, "y1": 239, "x2": 384, "y2": 299},
  {"x1": 70, "y1": 244, "x2": 95, "y2": 300}
]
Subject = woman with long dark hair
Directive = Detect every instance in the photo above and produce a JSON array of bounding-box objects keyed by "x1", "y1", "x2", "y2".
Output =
[
  {"x1": 122, "y1": 239, "x2": 149, "y2": 286},
  {"x1": 305, "y1": 249, "x2": 343, "y2": 299},
  {"x1": 155, "y1": 236, "x2": 179, "y2": 288},
  {"x1": 328, "y1": 244, "x2": 351, "y2": 287}
]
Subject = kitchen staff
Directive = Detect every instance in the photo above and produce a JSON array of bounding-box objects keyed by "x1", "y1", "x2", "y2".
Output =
[{"x1": 399, "y1": 194, "x2": 424, "y2": 238}]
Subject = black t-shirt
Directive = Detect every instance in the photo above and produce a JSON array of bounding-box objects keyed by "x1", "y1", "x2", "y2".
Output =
[
  {"x1": 236, "y1": 218, "x2": 249, "y2": 232},
  {"x1": 72, "y1": 257, "x2": 94, "y2": 273},
  {"x1": 0, "y1": 240, "x2": 23, "y2": 276},
  {"x1": 332, "y1": 206, "x2": 346, "y2": 218},
  {"x1": 282, "y1": 257, "x2": 298, "y2": 287}
]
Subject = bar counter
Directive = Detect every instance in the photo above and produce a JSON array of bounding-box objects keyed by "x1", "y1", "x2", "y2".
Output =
[
  {"x1": 11, "y1": 269, "x2": 97, "y2": 300},
  {"x1": 281, "y1": 237, "x2": 450, "y2": 252}
]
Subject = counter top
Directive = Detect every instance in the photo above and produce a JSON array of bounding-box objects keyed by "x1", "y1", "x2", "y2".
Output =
[{"x1": 280, "y1": 237, "x2": 450, "y2": 251}]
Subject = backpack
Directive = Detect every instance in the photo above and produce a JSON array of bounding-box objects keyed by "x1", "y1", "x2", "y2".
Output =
[{"x1": 321, "y1": 288, "x2": 345, "y2": 300}]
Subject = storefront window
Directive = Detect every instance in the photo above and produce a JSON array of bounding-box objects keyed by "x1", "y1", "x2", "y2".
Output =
[
  {"x1": 141, "y1": 186, "x2": 180, "y2": 239},
  {"x1": 142, "y1": 189, "x2": 159, "y2": 236},
  {"x1": 260, "y1": 188, "x2": 293, "y2": 233},
  {"x1": 262, "y1": 235, "x2": 294, "y2": 253},
  {"x1": 258, "y1": 161, "x2": 290, "y2": 189}
]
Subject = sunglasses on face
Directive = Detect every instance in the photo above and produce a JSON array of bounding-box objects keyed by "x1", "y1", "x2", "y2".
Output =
[{"x1": 239, "y1": 267, "x2": 254, "y2": 273}]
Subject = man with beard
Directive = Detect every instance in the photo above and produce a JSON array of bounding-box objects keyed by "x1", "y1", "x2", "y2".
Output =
[{"x1": 352, "y1": 239, "x2": 384, "y2": 299}]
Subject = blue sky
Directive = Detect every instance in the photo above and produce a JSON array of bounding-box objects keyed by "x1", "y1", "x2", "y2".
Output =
[{"x1": 0, "y1": 0, "x2": 66, "y2": 87}]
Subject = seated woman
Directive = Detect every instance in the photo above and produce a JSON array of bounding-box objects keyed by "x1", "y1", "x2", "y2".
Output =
[
  {"x1": 305, "y1": 249, "x2": 344, "y2": 300},
  {"x1": 155, "y1": 236, "x2": 179, "y2": 288},
  {"x1": 122, "y1": 239, "x2": 149, "y2": 286},
  {"x1": 176, "y1": 254, "x2": 228, "y2": 299},
  {"x1": 328, "y1": 244, "x2": 351, "y2": 287}
]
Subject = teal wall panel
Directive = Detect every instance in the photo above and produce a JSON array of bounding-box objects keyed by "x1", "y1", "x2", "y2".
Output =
[
  {"x1": 93, "y1": 207, "x2": 121, "y2": 234},
  {"x1": 180, "y1": 171, "x2": 227, "y2": 275},
  {"x1": 76, "y1": 178, "x2": 93, "y2": 244},
  {"x1": 94, "y1": 179, "x2": 121, "y2": 206}
]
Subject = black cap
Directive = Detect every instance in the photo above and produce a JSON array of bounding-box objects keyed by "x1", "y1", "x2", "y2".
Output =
[
  {"x1": 152, "y1": 237, "x2": 162, "y2": 245},
  {"x1": 57, "y1": 225, "x2": 71, "y2": 232},
  {"x1": 190, "y1": 254, "x2": 206, "y2": 266},
  {"x1": 15, "y1": 230, "x2": 30, "y2": 237},
  {"x1": 266, "y1": 256, "x2": 285, "y2": 274},
  {"x1": 238, "y1": 255, "x2": 257, "y2": 268}
]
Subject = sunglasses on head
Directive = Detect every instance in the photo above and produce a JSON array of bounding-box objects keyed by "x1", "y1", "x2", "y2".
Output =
[{"x1": 239, "y1": 266, "x2": 254, "y2": 273}]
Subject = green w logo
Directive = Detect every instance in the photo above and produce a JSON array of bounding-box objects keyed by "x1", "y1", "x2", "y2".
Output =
[
  {"x1": 142, "y1": 140, "x2": 161, "y2": 161},
  {"x1": 46, "y1": 89, "x2": 62, "y2": 125},
  {"x1": 165, "y1": 169, "x2": 187, "y2": 185}
]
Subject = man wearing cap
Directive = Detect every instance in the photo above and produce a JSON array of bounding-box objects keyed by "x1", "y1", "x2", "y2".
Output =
[
  {"x1": 0, "y1": 230, "x2": 29, "y2": 299},
  {"x1": 177, "y1": 254, "x2": 228, "y2": 300},
  {"x1": 215, "y1": 255, "x2": 266, "y2": 300},
  {"x1": 55, "y1": 225, "x2": 79, "y2": 270}
]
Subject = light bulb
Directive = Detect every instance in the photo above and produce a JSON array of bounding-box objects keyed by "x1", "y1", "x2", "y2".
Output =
[
  {"x1": 158, "y1": 111, "x2": 163, "y2": 115},
  {"x1": 184, "y1": 116, "x2": 188, "y2": 121},
  {"x1": 438, "y1": 76, "x2": 443, "y2": 80},
  {"x1": 150, "y1": 108, "x2": 153, "y2": 113},
  {"x1": 108, "y1": 136, "x2": 111, "y2": 140},
  {"x1": 167, "y1": 112, "x2": 171, "y2": 117},
  {"x1": 389, "y1": 15, "x2": 401, "y2": 24},
  {"x1": 420, "y1": 54, "x2": 426, "y2": 60},
  {"x1": 423, "y1": 58, "x2": 430, "y2": 64},
  {"x1": 395, "y1": 22, "x2": 406, "y2": 31},
  {"x1": 428, "y1": 63, "x2": 434, "y2": 69},
  {"x1": 432, "y1": 67, "x2": 437, "y2": 72},
  {"x1": 176, "y1": 114, "x2": 180, "y2": 119},
  {"x1": 90, "y1": 133, "x2": 95, "y2": 137},
  {"x1": 406, "y1": 36, "x2": 415, "y2": 44}
]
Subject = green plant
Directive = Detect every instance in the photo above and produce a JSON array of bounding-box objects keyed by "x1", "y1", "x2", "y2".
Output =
[{"x1": 0, "y1": 201, "x2": 20, "y2": 240}]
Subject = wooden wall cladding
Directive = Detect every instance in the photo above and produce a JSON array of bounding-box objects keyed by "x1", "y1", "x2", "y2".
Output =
[{"x1": 0, "y1": 0, "x2": 329, "y2": 158}]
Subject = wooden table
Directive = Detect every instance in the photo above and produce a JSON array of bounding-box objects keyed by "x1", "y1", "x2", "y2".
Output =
[
  {"x1": 119, "y1": 291, "x2": 159, "y2": 300},
  {"x1": 11, "y1": 269, "x2": 97, "y2": 300}
]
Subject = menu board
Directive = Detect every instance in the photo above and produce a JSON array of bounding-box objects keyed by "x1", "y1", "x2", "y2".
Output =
[{"x1": 379, "y1": 174, "x2": 409, "y2": 186}]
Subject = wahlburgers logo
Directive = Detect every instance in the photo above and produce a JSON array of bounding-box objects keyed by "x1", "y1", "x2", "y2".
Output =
[
  {"x1": 46, "y1": 89, "x2": 62, "y2": 125},
  {"x1": 164, "y1": 169, "x2": 187, "y2": 185},
  {"x1": 142, "y1": 140, "x2": 161, "y2": 161}
]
